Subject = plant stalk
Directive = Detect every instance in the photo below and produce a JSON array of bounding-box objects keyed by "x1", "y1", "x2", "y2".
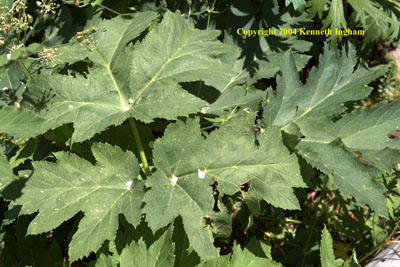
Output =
[
  {"x1": 128, "y1": 118, "x2": 151, "y2": 177},
  {"x1": 18, "y1": 60, "x2": 30, "y2": 79}
]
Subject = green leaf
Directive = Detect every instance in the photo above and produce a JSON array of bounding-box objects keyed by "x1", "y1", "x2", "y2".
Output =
[
  {"x1": 348, "y1": 0, "x2": 394, "y2": 26},
  {"x1": 264, "y1": 45, "x2": 385, "y2": 131},
  {"x1": 335, "y1": 100, "x2": 400, "y2": 150},
  {"x1": 120, "y1": 226, "x2": 175, "y2": 267},
  {"x1": 15, "y1": 143, "x2": 144, "y2": 261},
  {"x1": 356, "y1": 148, "x2": 400, "y2": 173},
  {"x1": 297, "y1": 140, "x2": 387, "y2": 216},
  {"x1": 0, "y1": 107, "x2": 45, "y2": 139},
  {"x1": 0, "y1": 43, "x2": 44, "y2": 70},
  {"x1": 9, "y1": 138, "x2": 39, "y2": 168},
  {"x1": 21, "y1": 11, "x2": 231, "y2": 143},
  {"x1": 197, "y1": 256, "x2": 230, "y2": 267},
  {"x1": 89, "y1": 241, "x2": 120, "y2": 267},
  {"x1": 0, "y1": 152, "x2": 14, "y2": 194},
  {"x1": 196, "y1": 239, "x2": 280, "y2": 267},
  {"x1": 323, "y1": 0, "x2": 346, "y2": 33},
  {"x1": 173, "y1": 217, "x2": 200, "y2": 267},
  {"x1": 347, "y1": 0, "x2": 400, "y2": 42},
  {"x1": 308, "y1": 0, "x2": 329, "y2": 19},
  {"x1": 285, "y1": 0, "x2": 306, "y2": 10},
  {"x1": 320, "y1": 226, "x2": 344, "y2": 267},
  {"x1": 0, "y1": 62, "x2": 25, "y2": 107},
  {"x1": 144, "y1": 113, "x2": 304, "y2": 259},
  {"x1": 230, "y1": 241, "x2": 282, "y2": 267}
]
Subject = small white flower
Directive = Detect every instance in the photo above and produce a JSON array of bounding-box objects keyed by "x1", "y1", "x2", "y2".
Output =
[
  {"x1": 128, "y1": 98, "x2": 134, "y2": 104},
  {"x1": 2, "y1": 87, "x2": 8, "y2": 91},
  {"x1": 171, "y1": 175, "x2": 178, "y2": 186},
  {"x1": 6, "y1": 53, "x2": 11, "y2": 60},
  {"x1": 198, "y1": 169, "x2": 206, "y2": 179},
  {"x1": 68, "y1": 104, "x2": 73, "y2": 109},
  {"x1": 125, "y1": 180, "x2": 133, "y2": 189}
]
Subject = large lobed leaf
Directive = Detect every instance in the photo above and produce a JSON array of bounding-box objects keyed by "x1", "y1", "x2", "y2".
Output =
[
  {"x1": 264, "y1": 45, "x2": 385, "y2": 130},
  {"x1": 15, "y1": 143, "x2": 144, "y2": 261},
  {"x1": 3, "y1": 11, "x2": 232, "y2": 142},
  {"x1": 144, "y1": 112, "x2": 305, "y2": 260},
  {"x1": 264, "y1": 46, "x2": 389, "y2": 215},
  {"x1": 297, "y1": 140, "x2": 386, "y2": 215},
  {"x1": 335, "y1": 100, "x2": 400, "y2": 150}
]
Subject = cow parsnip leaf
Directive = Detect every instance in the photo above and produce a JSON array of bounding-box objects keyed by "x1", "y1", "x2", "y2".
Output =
[
  {"x1": 202, "y1": 33, "x2": 309, "y2": 117},
  {"x1": 120, "y1": 226, "x2": 175, "y2": 267},
  {"x1": 0, "y1": 107, "x2": 45, "y2": 139},
  {"x1": 263, "y1": 48, "x2": 389, "y2": 209},
  {"x1": 336, "y1": 100, "x2": 400, "y2": 150},
  {"x1": 356, "y1": 148, "x2": 400, "y2": 173},
  {"x1": 144, "y1": 113, "x2": 304, "y2": 259},
  {"x1": 200, "y1": 35, "x2": 265, "y2": 116},
  {"x1": 0, "y1": 63, "x2": 25, "y2": 107},
  {"x1": 91, "y1": 241, "x2": 120, "y2": 267},
  {"x1": 230, "y1": 241, "x2": 282, "y2": 267},
  {"x1": 197, "y1": 256, "x2": 230, "y2": 267},
  {"x1": 173, "y1": 217, "x2": 201, "y2": 267},
  {"x1": 15, "y1": 143, "x2": 144, "y2": 261},
  {"x1": 21, "y1": 11, "x2": 231, "y2": 142},
  {"x1": 265, "y1": 46, "x2": 386, "y2": 131},
  {"x1": 297, "y1": 139, "x2": 387, "y2": 216},
  {"x1": 320, "y1": 226, "x2": 360, "y2": 267},
  {"x1": 320, "y1": 226, "x2": 344, "y2": 267},
  {"x1": 0, "y1": 152, "x2": 13, "y2": 194}
]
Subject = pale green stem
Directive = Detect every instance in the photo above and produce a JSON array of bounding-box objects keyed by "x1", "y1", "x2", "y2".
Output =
[
  {"x1": 187, "y1": 0, "x2": 192, "y2": 21},
  {"x1": 128, "y1": 118, "x2": 151, "y2": 177},
  {"x1": 18, "y1": 60, "x2": 30, "y2": 79}
]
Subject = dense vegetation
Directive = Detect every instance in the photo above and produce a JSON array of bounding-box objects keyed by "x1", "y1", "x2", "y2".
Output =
[{"x1": 1, "y1": 0, "x2": 400, "y2": 266}]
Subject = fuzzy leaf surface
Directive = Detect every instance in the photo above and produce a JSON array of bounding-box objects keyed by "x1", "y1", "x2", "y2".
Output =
[
  {"x1": 0, "y1": 107, "x2": 45, "y2": 139},
  {"x1": 264, "y1": 46, "x2": 385, "y2": 131},
  {"x1": 144, "y1": 113, "x2": 304, "y2": 259},
  {"x1": 15, "y1": 143, "x2": 144, "y2": 261},
  {"x1": 335, "y1": 100, "x2": 400, "y2": 150},
  {"x1": 22, "y1": 11, "x2": 231, "y2": 142},
  {"x1": 297, "y1": 140, "x2": 386, "y2": 215}
]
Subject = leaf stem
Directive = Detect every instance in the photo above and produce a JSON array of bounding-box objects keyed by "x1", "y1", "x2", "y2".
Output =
[
  {"x1": 18, "y1": 60, "x2": 30, "y2": 79},
  {"x1": 128, "y1": 118, "x2": 151, "y2": 177},
  {"x1": 300, "y1": 214, "x2": 318, "y2": 267},
  {"x1": 23, "y1": 12, "x2": 44, "y2": 44}
]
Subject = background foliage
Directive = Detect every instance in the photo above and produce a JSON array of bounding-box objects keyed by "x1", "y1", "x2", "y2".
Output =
[{"x1": 0, "y1": 0, "x2": 400, "y2": 266}]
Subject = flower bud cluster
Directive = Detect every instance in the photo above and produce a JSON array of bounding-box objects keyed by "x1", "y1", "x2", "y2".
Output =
[
  {"x1": 0, "y1": 1, "x2": 33, "y2": 44},
  {"x1": 35, "y1": 0, "x2": 60, "y2": 15},
  {"x1": 9, "y1": 43, "x2": 24, "y2": 52},
  {"x1": 77, "y1": 26, "x2": 97, "y2": 51},
  {"x1": 39, "y1": 47, "x2": 59, "y2": 66}
]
